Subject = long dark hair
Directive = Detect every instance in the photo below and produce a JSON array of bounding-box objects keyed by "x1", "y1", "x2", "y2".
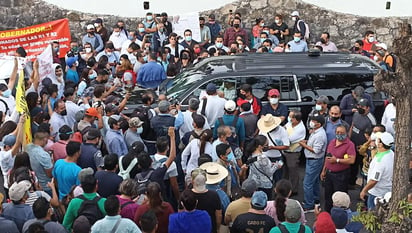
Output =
[
  {"x1": 275, "y1": 179, "x2": 292, "y2": 222},
  {"x1": 199, "y1": 129, "x2": 213, "y2": 155},
  {"x1": 146, "y1": 182, "x2": 167, "y2": 213},
  {"x1": 8, "y1": 152, "x2": 32, "y2": 187},
  {"x1": 0, "y1": 121, "x2": 17, "y2": 141},
  {"x1": 245, "y1": 135, "x2": 267, "y2": 157}
]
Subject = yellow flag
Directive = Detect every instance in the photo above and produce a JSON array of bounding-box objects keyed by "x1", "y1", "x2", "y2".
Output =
[{"x1": 16, "y1": 69, "x2": 32, "y2": 145}]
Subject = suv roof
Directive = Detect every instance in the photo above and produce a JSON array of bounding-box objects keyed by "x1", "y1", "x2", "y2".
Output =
[{"x1": 190, "y1": 52, "x2": 380, "y2": 75}]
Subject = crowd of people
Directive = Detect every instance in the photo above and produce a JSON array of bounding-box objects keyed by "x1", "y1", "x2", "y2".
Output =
[{"x1": 0, "y1": 8, "x2": 408, "y2": 233}]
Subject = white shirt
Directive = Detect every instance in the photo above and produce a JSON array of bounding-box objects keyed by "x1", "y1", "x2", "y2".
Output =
[
  {"x1": 49, "y1": 112, "x2": 68, "y2": 141},
  {"x1": 285, "y1": 121, "x2": 306, "y2": 152},
  {"x1": 207, "y1": 45, "x2": 230, "y2": 53},
  {"x1": 179, "y1": 111, "x2": 210, "y2": 139},
  {"x1": 367, "y1": 149, "x2": 394, "y2": 197},
  {"x1": 181, "y1": 139, "x2": 213, "y2": 175},
  {"x1": 109, "y1": 32, "x2": 128, "y2": 50},
  {"x1": 260, "y1": 126, "x2": 290, "y2": 158},
  {"x1": 0, "y1": 149, "x2": 13, "y2": 189},
  {"x1": 381, "y1": 103, "x2": 396, "y2": 136},
  {"x1": 65, "y1": 100, "x2": 81, "y2": 129},
  {"x1": 121, "y1": 50, "x2": 137, "y2": 65},
  {"x1": 198, "y1": 95, "x2": 226, "y2": 127},
  {"x1": 0, "y1": 94, "x2": 15, "y2": 116}
]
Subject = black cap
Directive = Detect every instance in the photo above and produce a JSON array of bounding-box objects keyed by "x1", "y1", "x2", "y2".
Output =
[
  {"x1": 358, "y1": 98, "x2": 370, "y2": 107},
  {"x1": 311, "y1": 114, "x2": 325, "y2": 126},
  {"x1": 95, "y1": 18, "x2": 103, "y2": 24},
  {"x1": 161, "y1": 12, "x2": 168, "y2": 17},
  {"x1": 87, "y1": 128, "x2": 101, "y2": 140},
  {"x1": 59, "y1": 125, "x2": 73, "y2": 135}
]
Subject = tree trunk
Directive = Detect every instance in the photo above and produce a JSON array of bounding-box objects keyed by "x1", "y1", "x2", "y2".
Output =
[{"x1": 374, "y1": 21, "x2": 412, "y2": 232}]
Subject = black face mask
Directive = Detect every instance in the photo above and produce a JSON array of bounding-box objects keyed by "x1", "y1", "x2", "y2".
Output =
[
  {"x1": 354, "y1": 47, "x2": 360, "y2": 51},
  {"x1": 330, "y1": 116, "x2": 340, "y2": 122},
  {"x1": 262, "y1": 146, "x2": 269, "y2": 152},
  {"x1": 233, "y1": 24, "x2": 240, "y2": 28},
  {"x1": 60, "y1": 110, "x2": 67, "y2": 116},
  {"x1": 200, "y1": 24, "x2": 204, "y2": 27},
  {"x1": 320, "y1": 38, "x2": 327, "y2": 44},
  {"x1": 358, "y1": 108, "x2": 365, "y2": 115},
  {"x1": 239, "y1": 93, "x2": 246, "y2": 99}
]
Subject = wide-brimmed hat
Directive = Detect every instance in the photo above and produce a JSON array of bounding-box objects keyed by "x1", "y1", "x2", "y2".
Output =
[
  {"x1": 199, "y1": 162, "x2": 228, "y2": 185},
  {"x1": 257, "y1": 114, "x2": 282, "y2": 133}
]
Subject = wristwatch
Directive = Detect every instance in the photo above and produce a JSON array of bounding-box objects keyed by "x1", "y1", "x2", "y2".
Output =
[{"x1": 337, "y1": 158, "x2": 340, "y2": 164}]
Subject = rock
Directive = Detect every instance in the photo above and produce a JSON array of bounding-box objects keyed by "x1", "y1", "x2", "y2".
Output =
[{"x1": 250, "y1": 0, "x2": 268, "y2": 10}]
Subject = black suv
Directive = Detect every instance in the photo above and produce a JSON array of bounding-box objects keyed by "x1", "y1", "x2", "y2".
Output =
[{"x1": 128, "y1": 52, "x2": 385, "y2": 121}]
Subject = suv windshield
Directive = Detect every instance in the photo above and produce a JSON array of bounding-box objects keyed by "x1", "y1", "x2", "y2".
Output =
[{"x1": 166, "y1": 72, "x2": 205, "y2": 99}]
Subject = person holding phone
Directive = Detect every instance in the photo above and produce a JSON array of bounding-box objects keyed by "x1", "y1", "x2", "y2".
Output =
[{"x1": 320, "y1": 125, "x2": 356, "y2": 212}]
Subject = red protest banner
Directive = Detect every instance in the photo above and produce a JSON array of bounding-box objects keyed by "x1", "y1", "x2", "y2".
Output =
[{"x1": 0, "y1": 18, "x2": 71, "y2": 60}]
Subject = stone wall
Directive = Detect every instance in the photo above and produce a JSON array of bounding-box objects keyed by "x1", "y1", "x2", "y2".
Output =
[{"x1": 0, "y1": 0, "x2": 411, "y2": 49}]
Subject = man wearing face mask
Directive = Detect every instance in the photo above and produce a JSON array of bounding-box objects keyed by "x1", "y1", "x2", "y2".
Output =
[
  {"x1": 287, "y1": 31, "x2": 308, "y2": 52},
  {"x1": 315, "y1": 32, "x2": 337, "y2": 52},
  {"x1": 207, "y1": 35, "x2": 229, "y2": 53},
  {"x1": 223, "y1": 17, "x2": 249, "y2": 47},
  {"x1": 82, "y1": 24, "x2": 104, "y2": 53},
  {"x1": 349, "y1": 98, "x2": 376, "y2": 188},
  {"x1": 116, "y1": 20, "x2": 129, "y2": 38},
  {"x1": 350, "y1": 40, "x2": 371, "y2": 57},
  {"x1": 324, "y1": 105, "x2": 350, "y2": 144},
  {"x1": 78, "y1": 128, "x2": 104, "y2": 172},
  {"x1": 321, "y1": 125, "x2": 356, "y2": 212},
  {"x1": 362, "y1": 30, "x2": 377, "y2": 55},
  {"x1": 258, "y1": 114, "x2": 290, "y2": 184},
  {"x1": 49, "y1": 100, "x2": 68, "y2": 142},
  {"x1": 109, "y1": 25, "x2": 128, "y2": 51},
  {"x1": 291, "y1": 11, "x2": 307, "y2": 40},
  {"x1": 153, "y1": 23, "x2": 168, "y2": 53},
  {"x1": 299, "y1": 114, "x2": 327, "y2": 212},
  {"x1": 260, "y1": 89, "x2": 288, "y2": 123},
  {"x1": 124, "y1": 117, "x2": 146, "y2": 150},
  {"x1": 284, "y1": 110, "x2": 306, "y2": 195},
  {"x1": 340, "y1": 86, "x2": 375, "y2": 126},
  {"x1": 143, "y1": 12, "x2": 157, "y2": 35},
  {"x1": 94, "y1": 18, "x2": 109, "y2": 44},
  {"x1": 236, "y1": 84, "x2": 262, "y2": 116},
  {"x1": 360, "y1": 132, "x2": 394, "y2": 210},
  {"x1": 180, "y1": 29, "x2": 199, "y2": 49},
  {"x1": 307, "y1": 95, "x2": 329, "y2": 128},
  {"x1": 96, "y1": 42, "x2": 120, "y2": 73},
  {"x1": 160, "y1": 12, "x2": 172, "y2": 35}
]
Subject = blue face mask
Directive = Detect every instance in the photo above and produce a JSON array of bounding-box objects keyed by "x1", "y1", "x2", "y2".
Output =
[
  {"x1": 137, "y1": 127, "x2": 143, "y2": 134},
  {"x1": 89, "y1": 74, "x2": 97, "y2": 80},
  {"x1": 294, "y1": 37, "x2": 301, "y2": 43},
  {"x1": 336, "y1": 134, "x2": 347, "y2": 141},
  {"x1": 147, "y1": 16, "x2": 153, "y2": 21},
  {"x1": 143, "y1": 56, "x2": 148, "y2": 62},
  {"x1": 166, "y1": 54, "x2": 171, "y2": 60},
  {"x1": 2, "y1": 89, "x2": 11, "y2": 98},
  {"x1": 227, "y1": 151, "x2": 235, "y2": 161}
]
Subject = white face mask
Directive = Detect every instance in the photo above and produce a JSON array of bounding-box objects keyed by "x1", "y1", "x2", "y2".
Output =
[
  {"x1": 368, "y1": 37, "x2": 375, "y2": 43},
  {"x1": 373, "y1": 55, "x2": 378, "y2": 61},
  {"x1": 85, "y1": 48, "x2": 92, "y2": 53},
  {"x1": 309, "y1": 121, "x2": 316, "y2": 129},
  {"x1": 269, "y1": 98, "x2": 279, "y2": 105},
  {"x1": 292, "y1": 17, "x2": 297, "y2": 21},
  {"x1": 315, "y1": 104, "x2": 322, "y2": 111},
  {"x1": 275, "y1": 19, "x2": 280, "y2": 24}
]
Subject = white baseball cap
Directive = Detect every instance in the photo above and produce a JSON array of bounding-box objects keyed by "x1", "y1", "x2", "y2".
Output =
[{"x1": 291, "y1": 11, "x2": 299, "y2": 17}]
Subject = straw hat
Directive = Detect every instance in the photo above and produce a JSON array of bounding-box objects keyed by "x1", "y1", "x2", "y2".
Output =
[
  {"x1": 257, "y1": 114, "x2": 282, "y2": 133},
  {"x1": 199, "y1": 162, "x2": 229, "y2": 185}
]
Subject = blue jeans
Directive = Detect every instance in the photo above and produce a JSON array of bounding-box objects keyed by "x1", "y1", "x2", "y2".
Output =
[
  {"x1": 303, "y1": 158, "x2": 324, "y2": 209},
  {"x1": 367, "y1": 193, "x2": 377, "y2": 210}
]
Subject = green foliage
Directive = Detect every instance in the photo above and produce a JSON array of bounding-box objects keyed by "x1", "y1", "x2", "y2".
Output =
[
  {"x1": 352, "y1": 203, "x2": 382, "y2": 232},
  {"x1": 387, "y1": 199, "x2": 412, "y2": 225},
  {"x1": 352, "y1": 199, "x2": 412, "y2": 233}
]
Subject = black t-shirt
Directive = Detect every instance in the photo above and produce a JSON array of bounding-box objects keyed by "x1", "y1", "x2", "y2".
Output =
[
  {"x1": 230, "y1": 212, "x2": 276, "y2": 233},
  {"x1": 269, "y1": 22, "x2": 289, "y2": 41},
  {"x1": 95, "y1": 171, "x2": 123, "y2": 198},
  {"x1": 191, "y1": 190, "x2": 222, "y2": 233}
]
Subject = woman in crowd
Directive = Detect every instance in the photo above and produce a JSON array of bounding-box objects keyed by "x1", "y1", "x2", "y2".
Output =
[
  {"x1": 265, "y1": 179, "x2": 306, "y2": 225},
  {"x1": 245, "y1": 135, "x2": 278, "y2": 200},
  {"x1": 117, "y1": 179, "x2": 140, "y2": 221},
  {"x1": 134, "y1": 182, "x2": 174, "y2": 233},
  {"x1": 181, "y1": 129, "x2": 214, "y2": 180}
]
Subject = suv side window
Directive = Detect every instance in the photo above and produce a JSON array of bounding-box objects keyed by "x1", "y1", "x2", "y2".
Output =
[
  {"x1": 239, "y1": 75, "x2": 297, "y2": 102},
  {"x1": 307, "y1": 73, "x2": 378, "y2": 102},
  {"x1": 181, "y1": 77, "x2": 238, "y2": 104}
]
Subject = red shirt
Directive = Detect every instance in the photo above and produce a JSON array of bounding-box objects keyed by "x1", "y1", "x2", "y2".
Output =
[
  {"x1": 134, "y1": 201, "x2": 174, "y2": 233},
  {"x1": 224, "y1": 27, "x2": 249, "y2": 47},
  {"x1": 326, "y1": 137, "x2": 356, "y2": 172},
  {"x1": 362, "y1": 39, "x2": 377, "y2": 53}
]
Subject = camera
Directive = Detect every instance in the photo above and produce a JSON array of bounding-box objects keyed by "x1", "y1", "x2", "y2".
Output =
[
  {"x1": 326, "y1": 153, "x2": 333, "y2": 157},
  {"x1": 155, "y1": 13, "x2": 161, "y2": 17}
]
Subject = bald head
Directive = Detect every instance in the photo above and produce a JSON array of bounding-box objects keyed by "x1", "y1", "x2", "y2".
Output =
[{"x1": 329, "y1": 105, "x2": 342, "y2": 122}]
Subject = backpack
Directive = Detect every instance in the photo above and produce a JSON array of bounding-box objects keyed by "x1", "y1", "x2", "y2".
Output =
[
  {"x1": 384, "y1": 52, "x2": 398, "y2": 72},
  {"x1": 135, "y1": 169, "x2": 155, "y2": 195},
  {"x1": 218, "y1": 116, "x2": 239, "y2": 147},
  {"x1": 76, "y1": 195, "x2": 104, "y2": 225},
  {"x1": 278, "y1": 223, "x2": 305, "y2": 233},
  {"x1": 118, "y1": 156, "x2": 138, "y2": 180},
  {"x1": 132, "y1": 106, "x2": 156, "y2": 140},
  {"x1": 297, "y1": 20, "x2": 310, "y2": 41}
]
